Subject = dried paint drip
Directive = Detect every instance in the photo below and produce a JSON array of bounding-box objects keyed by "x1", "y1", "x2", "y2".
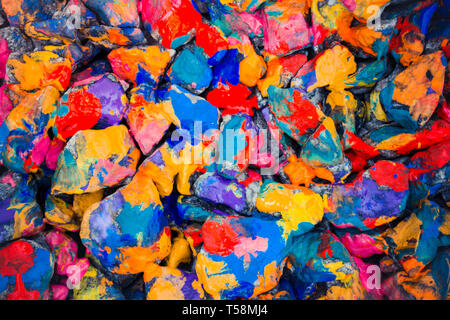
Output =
[{"x1": 0, "y1": 0, "x2": 448, "y2": 301}]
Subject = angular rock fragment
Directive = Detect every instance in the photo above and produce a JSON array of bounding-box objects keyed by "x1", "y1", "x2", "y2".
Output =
[
  {"x1": 51, "y1": 125, "x2": 140, "y2": 195},
  {"x1": 0, "y1": 238, "x2": 54, "y2": 300}
]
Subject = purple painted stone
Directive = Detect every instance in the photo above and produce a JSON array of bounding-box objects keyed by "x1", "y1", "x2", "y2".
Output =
[
  {"x1": 193, "y1": 172, "x2": 248, "y2": 213},
  {"x1": 323, "y1": 160, "x2": 410, "y2": 231},
  {"x1": 84, "y1": 74, "x2": 129, "y2": 128}
]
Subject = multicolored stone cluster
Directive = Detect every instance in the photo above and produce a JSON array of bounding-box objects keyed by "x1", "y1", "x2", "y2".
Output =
[{"x1": 0, "y1": 0, "x2": 449, "y2": 300}]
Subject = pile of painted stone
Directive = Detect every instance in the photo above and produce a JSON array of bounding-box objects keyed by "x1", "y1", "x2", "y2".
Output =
[{"x1": 0, "y1": 0, "x2": 448, "y2": 300}]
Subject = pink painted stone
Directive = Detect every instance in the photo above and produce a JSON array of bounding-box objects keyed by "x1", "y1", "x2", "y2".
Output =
[
  {"x1": 0, "y1": 83, "x2": 13, "y2": 124},
  {"x1": 0, "y1": 38, "x2": 11, "y2": 78},
  {"x1": 262, "y1": 1, "x2": 312, "y2": 56},
  {"x1": 340, "y1": 232, "x2": 384, "y2": 258}
]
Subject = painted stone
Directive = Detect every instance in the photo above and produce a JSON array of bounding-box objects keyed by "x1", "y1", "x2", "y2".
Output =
[
  {"x1": 267, "y1": 86, "x2": 325, "y2": 145},
  {"x1": 126, "y1": 84, "x2": 173, "y2": 155},
  {"x1": 44, "y1": 190, "x2": 104, "y2": 232},
  {"x1": 84, "y1": 0, "x2": 139, "y2": 28},
  {"x1": 193, "y1": 172, "x2": 250, "y2": 214},
  {"x1": 161, "y1": 85, "x2": 219, "y2": 146},
  {"x1": 168, "y1": 46, "x2": 213, "y2": 95},
  {"x1": 300, "y1": 117, "x2": 352, "y2": 181},
  {"x1": 257, "y1": 53, "x2": 307, "y2": 97},
  {"x1": 291, "y1": 45, "x2": 357, "y2": 92},
  {"x1": 0, "y1": 171, "x2": 43, "y2": 244},
  {"x1": 51, "y1": 125, "x2": 140, "y2": 195},
  {"x1": 80, "y1": 155, "x2": 171, "y2": 274},
  {"x1": 407, "y1": 140, "x2": 450, "y2": 209},
  {"x1": 324, "y1": 160, "x2": 410, "y2": 231},
  {"x1": 262, "y1": 0, "x2": 312, "y2": 56},
  {"x1": 0, "y1": 0, "x2": 66, "y2": 27},
  {"x1": 289, "y1": 230, "x2": 361, "y2": 292},
  {"x1": 195, "y1": 214, "x2": 288, "y2": 299},
  {"x1": 381, "y1": 200, "x2": 449, "y2": 277},
  {"x1": 255, "y1": 180, "x2": 326, "y2": 238},
  {"x1": 6, "y1": 51, "x2": 71, "y2": 94},
  {"x1": 108, "y1": 46, "x2": 174, "y2": 87},
  {"x1": 24, "y1": 0, "x2": 97, "y2": 43},
  {"x1": 216, "y1": 113, "x2": 274, "y2": 176},
  {"x1": 380, "y1": 51, "x2": 447, "y2": 130},
  {"x1": 0, "y1": 238, "x2": 54, "y2": 300},
  {"x1": 0, "y1": 86, "x2": 60, "y2": 173},
  {"x1": 207, "y1": 82, "x2": 258, "y2": 116},
  {"x1": 139, "y1": 0, "x2": 205, "y2": 49}
]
